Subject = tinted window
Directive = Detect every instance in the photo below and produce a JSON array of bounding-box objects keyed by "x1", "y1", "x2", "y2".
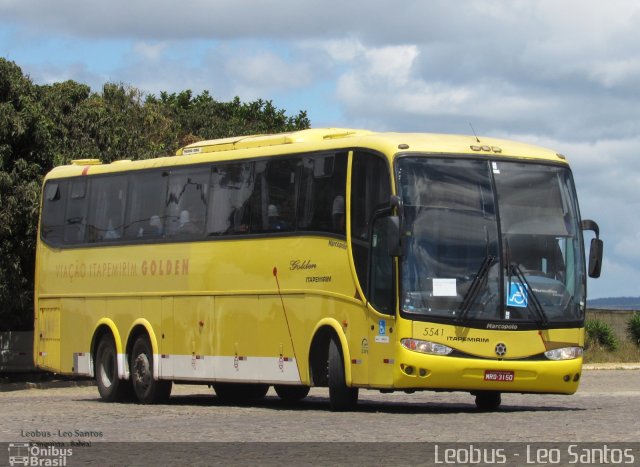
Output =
[
  {"x1": 254, "y1": 158, "x2": 297, "y2": 233},
  {"x1": 124, "y1": 171, "x2": 168, "y2": 239},
  {"x1": 350, "y1": 151, "x2": 391, "y2": 298},
  {"x1": 351, "y1": 152, "x2": 390, "y2": 240},
  {"x1": 64, "y1": 179, "x2": 88, "y2": 244},
  {"x1": 207, "y1": 159, "x2": 302, "y2": 236},
  {"x1": 41, "y1": 154, "x2": 350, "y2": 247},
  {"x1": 298, "y1": 152, "x2": 347, "y2": 234},
  {"x1": 87, "y1": 175, "x2": 127, "y2": 242},
  {"x1": 41, "y1": 181, "x2": 67, "y2": 244},
  {"x1": 165, "y1": 168, "x2": 209, "y2": 237},
  {"x1": 370, "y1": 216, "x2": 396, "y2": 314},
  {"x1": 207, "y1": 162, "x2": 256, "y2": 235}
]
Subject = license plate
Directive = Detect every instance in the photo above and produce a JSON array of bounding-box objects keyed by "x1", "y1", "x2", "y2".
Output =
[{"x1": 484, "y1": 370, "x2": 515, "y2": 382}]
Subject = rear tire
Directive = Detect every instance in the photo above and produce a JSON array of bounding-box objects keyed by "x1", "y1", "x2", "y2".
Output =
[
  {"x1": 130, "y1": 335, "x2": 172, "y2": 404},
  {"x1": 474, "y1": 391, "x2": 502, "y2": 411},
  {"x1": 274, "y1": 385, "x2": 310, "y2": 402},
  {"x1": 213, "y1": 383, "x2": 270, "y2": 404},
  {"x1": 95, "y1": 336, "x2": 133, "y2": 402},
  {"x1": 328, "y1": 336, "x2": 358, "y2": 411}
]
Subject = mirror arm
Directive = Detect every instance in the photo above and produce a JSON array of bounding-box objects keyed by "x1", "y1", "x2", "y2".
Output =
[
  {"x1": 581, "y1": 219, "x2": 600, "y2": 239},
  {"x1": 390, "y1": 195, "x2": 404, "y2": 218}
]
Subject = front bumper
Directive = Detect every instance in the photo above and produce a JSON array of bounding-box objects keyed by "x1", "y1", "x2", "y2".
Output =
[{"x1": 393, "y1": 345, "x2": 582, "y2": 394}]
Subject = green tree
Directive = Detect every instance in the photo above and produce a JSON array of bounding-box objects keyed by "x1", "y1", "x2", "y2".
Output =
[
  {"x1": 0, "y1": 57, "x2": 311, "y2": 332},
  {"x1": 0, "y1": 58, "x2": 53, "y2": 172},
  {"x1": 0, "y1": 58, "x2": 51, "y2": 330},
  {"x1": 41, "y1": 81, "x2": 178, "y2": 164},
  {"x1": 148, "y1": 91, "x2": 310, "y2": 146}
]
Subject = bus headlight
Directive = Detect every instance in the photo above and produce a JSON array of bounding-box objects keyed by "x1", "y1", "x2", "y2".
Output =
[
  {"x1": 544, "y1": 347, "x2": 583, "y2": 360},
  {"x1": 401, "y1": 338, "x2": 453, "y2": 355}
]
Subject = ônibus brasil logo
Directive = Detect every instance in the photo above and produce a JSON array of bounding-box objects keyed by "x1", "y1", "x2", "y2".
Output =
[{"x1": 8, "y1": 443, "x2": 73, "y2": 466}]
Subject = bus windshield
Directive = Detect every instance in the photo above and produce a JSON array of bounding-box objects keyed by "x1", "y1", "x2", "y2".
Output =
[{"x1": 397, "y1": 156, "x2": 585, "y2": 326}]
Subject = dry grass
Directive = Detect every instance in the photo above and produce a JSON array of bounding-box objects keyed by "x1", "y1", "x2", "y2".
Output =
[{"x1": 583, "y1": 339, "x2": 640, "y2": 363}]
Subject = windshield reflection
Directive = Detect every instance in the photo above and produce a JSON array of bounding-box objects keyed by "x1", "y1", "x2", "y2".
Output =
[{"x1": 397, "y1": 157, "x2": 585, "y2": 326}]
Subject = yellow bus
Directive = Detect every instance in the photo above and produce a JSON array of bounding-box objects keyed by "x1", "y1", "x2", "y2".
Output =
[{"x1": 34, "y1": 128, "x2": 603, "y2": 410}]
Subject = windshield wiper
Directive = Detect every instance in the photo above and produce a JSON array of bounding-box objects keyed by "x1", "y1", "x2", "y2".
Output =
[
  {"x1": 508, "y1": 263, "x2": 549, "y2": 325},
  {"x1": 457, "y1": 255, "x2": 496, "y2": 323}
]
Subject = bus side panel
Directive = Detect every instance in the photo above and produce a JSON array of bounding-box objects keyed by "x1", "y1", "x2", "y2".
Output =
[
  {"x1": 35, "y1": 299, "x2": 61, "y2": 372},
  {"x1": 158, "y1": 297, "x2": 174, "y2": 378},
  {"x1": 346, "y1": 299, "x2": 371, "y2": 387},
  {"x1": 259, "y1": 294, "x2": 300, "y2": 383},
  {"x1": 170, "y1": 296, "x2": 215, "y2": 380},
  {"x1": 59, "y1": 298, "x2": 91, "y2": 374},
  {"x1": 214, "y1": 295, "x2": 299, "y2": 384},
  {"x1": 339, "y1": 298, "x2": 372, "y2": 387},
  {"x1": 367, "y1": 310, "x2": 395, "y2": 388},
  {"x1": 214, "y1": 295, "x2": 258, "y2": 382}
]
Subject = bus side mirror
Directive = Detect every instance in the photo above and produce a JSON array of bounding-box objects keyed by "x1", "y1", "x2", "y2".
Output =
[
  {"x1": 581, "y1": 219, "x2": 603, "y2": 278},
  {"x1": 385, "y1": 215, "x2": 402, "y2": 257},
  {"x1": 588, "y1": 238, "x2": 603, "y2": 278}
]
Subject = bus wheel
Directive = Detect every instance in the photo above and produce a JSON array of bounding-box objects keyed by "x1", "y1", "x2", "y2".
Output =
[
  {"x1": 274, "y1": 385, "x2": 310, "y2": 402},
  {"x1": 95, "y1": 336, "x2": 132, "y2": 402},
  {"x1": 213, "y1": 383, "x2": 269, "y2": 404},
  {"x1": 474, "y1": 391, "x2": 502, "y2": 411},
  {"x1": 328, "y1": 336, "x2": 358, "y2": 411},
  {"x1": 130, "y1": 335, "x2": 172, "y2": 404}
]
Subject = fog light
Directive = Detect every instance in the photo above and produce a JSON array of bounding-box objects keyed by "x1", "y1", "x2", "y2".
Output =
[
  {"x1": 563, "y1": 375, "x2": 571, "y2": 382},
  {"x1": 573, "y1": 373, "x2": 580, "y2": 382},
  {"x1": 419, "y1": 368, "x2": 427, "y2": 377},
  {"x1": 405, "y1": 366, "x2": 414, "y2": 375}
]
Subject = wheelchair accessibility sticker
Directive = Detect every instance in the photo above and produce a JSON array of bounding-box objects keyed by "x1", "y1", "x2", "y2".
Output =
[
  {"x1": 375, "y1": 319, "x2": 390, "y2": 344},
  {"x1": 507, "y1": 282, "x2": 528, "y2": 308}
]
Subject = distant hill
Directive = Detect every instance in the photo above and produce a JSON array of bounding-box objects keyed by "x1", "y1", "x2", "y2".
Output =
[{"x1": 588, "y1": 296, "x2": 640, "y2": 310}]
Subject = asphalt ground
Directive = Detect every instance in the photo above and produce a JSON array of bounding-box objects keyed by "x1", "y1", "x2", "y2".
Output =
[
  {"x1": 2, "y1": 367, "x2": 639, "y2": 465},
  {"x1": 1, "y1": 363, "x2": 637, "y2": 391}
]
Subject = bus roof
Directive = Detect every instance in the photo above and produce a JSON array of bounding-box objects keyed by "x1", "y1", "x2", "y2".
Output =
[{"x1": 45, "y1": 128, "x2": 567, "y2": 179}]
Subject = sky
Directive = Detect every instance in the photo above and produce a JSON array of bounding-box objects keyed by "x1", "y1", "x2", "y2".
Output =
[{"x1": 1, "y1": 0, "x2": 639, "y2": 299}]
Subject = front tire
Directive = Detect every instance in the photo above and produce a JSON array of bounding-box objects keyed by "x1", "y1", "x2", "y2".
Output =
[
  {"x1": 328, "y1": 336, "x2": 358, "y2": 411},
  {"x1": 95, "y1": 336, "x2": 133, "y2": 402},
  {"x1": 130, "y1": 335, "x2": 172, "y2": 404}
]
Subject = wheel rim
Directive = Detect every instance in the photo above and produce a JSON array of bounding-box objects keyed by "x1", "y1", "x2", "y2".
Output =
[{"x1": 133, "y1": 353, "x2": 152, "y2": 393}]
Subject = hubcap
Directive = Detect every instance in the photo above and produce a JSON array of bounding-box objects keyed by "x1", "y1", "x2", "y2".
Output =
[{"x1": 133, "y1": 353, "x2": 151, "y2": 390}]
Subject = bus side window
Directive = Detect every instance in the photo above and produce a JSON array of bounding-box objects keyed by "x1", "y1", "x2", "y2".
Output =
[
  {"x1": 124, "y1": 171, "x2": 168, "y2": 239},
  {"x1": 41, "y1": 181, "x2": 68, "y2": 245},
  {"x1": 350, "y1": 151, "x2": 391, "y2": 300},
  {"x1": 165, "y1": 168, "x2": 209, "y2": 238},
  {"x1": 297, "y1": 152, "x2": 347, "y2": 234},
  {"x1": 253, "y1": 158, "x2": 297, "y2": 233},
  {"x1": 87, "y1": 175, "x2": 127, "y2": 242},
  {"x1": 64, "y1": 179, "x2": 88, "y2": 244},
  {"x1": 207, "y1": 162, "x2": 256, "y2": 235}
]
